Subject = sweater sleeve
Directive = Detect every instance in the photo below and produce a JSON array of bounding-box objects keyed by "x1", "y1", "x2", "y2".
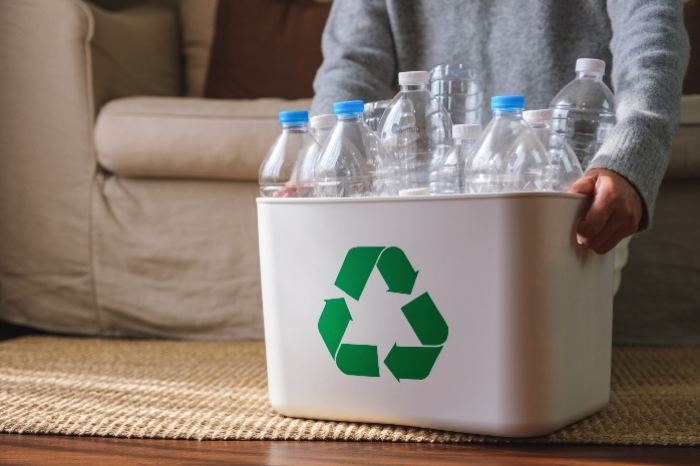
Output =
[
  {"x1": 310, "y1": 0, "x2": 397, "y2": 116},
  {"x1": 588, "y1": 0, "x2": 689, "y2": 230}
]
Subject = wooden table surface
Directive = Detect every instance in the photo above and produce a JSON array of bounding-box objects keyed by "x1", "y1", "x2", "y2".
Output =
[{"x1": 1, "y1": 434, "x2": 700, "y2": 466}]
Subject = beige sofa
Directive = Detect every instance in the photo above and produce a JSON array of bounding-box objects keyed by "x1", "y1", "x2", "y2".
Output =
[
  {"x1": 0, "y1": 0, "x2": 311, "y2": 339},
  {"x1": 0, "y1": 0, "x2": 698, "y2": 343}
]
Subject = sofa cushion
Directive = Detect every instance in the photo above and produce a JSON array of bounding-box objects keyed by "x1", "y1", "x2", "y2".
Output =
[
  {"x1": 89, "y1": 2, "x2": 182, "y2": 111},
  {"x1": 94, "y1": 96, "x2": 311, "y2": 181},
  {"x1": 204, "y1": 0, "x2": 331, "y2": 99},
  {"x1": 613, "y1": 180, "x2": 700, "y2": 346},
  {"x1": 88, "y1": 0, "x2": 146, "y2": 10},
  {"x1": 178, "y1": 0, "x2": 218, "y2": 97},
  {"x1": 679, "y1": 93, "x2": 700, "y2": 125}
]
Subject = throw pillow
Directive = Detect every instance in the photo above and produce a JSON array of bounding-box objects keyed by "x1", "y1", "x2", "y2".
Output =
[{"x1": 204, "y1": 0, "x2": 331, "y2": 99}]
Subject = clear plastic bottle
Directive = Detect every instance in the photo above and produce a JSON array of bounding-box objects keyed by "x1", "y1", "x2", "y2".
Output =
[
  {"x1": 428, "y1": 63, "x2": 483, "y2": 125},
  {"x1": 549, "y1": 58, "x2": 616, "y2": 170},
  {"x1": 431, "y1": 124, "x2": 482, "y2": 195},
  {"x1": 363, "y1": 100, "x2": 392, "y2": 133},
  {"x1": 465, "y1": 95, "x2": 551, "y2": 194},
  {"x1": 314, "y1": 100, "x2": 398, "y2": 198},
  {"x1": 259, "y1": 110, "x2": 320, "y2": 197},
  {"x1": 523, "y1": 109, "x2": 583, "y2": 192},
  {"x1": 309, "y1": 113, "x2": 335, "y2": 147},
  {"x1": 377, "y1": 71, "x2": 453, "y2": 191}
]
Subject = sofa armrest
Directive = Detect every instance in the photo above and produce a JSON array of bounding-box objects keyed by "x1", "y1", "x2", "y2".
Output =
[
  {"x1": 88, "y1": 1, "x2": 182, "y2": 113},
  {"x1": 665, "y1": 95, "x2": 700, "y2": 180},
  {"x1": 94, "y1": 96, "x2": 312, "y2": 181},
  {"x1": 0, "y1": 0, "x2": 99, "y2": 330}
]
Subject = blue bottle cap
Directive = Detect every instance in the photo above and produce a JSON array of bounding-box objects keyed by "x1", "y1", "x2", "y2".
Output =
[
  {"x1": 333, "y1": 100, "x2": 365, "y2": 116},
  {"x1": 491, "y1": 95, "x2": 525, "y2": 111},
  {"x1": 279, "y1": 110, "x2": 309, "y2": 124}
]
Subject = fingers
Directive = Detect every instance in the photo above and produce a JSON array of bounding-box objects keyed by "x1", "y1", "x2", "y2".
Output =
[
  {"x1": 578, "y1": 209, "x2": 629, "y2": 254},
  {"x1": 273, "y1": 182, "x2": 300, "y2": 197},
  {"x1": 576, "y1": 175, "x2": 616, "y2": 239},
  {"x1": 568, "y1": 174, "x2": 597, "y2": 196},
  {"x1": 595, "y1": 229, "x2": 630, "y2": 255},
  {"x1": 575, "y1": 168, "x2": 643, "y2": 255}
]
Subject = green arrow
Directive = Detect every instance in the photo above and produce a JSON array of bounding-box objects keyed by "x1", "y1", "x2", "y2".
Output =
[
  {"x1": 383, "y1": 345, "x2": 442, "y2": 382},
  {"x1": 318, "y1": 298, "x2": 352, "y2": 357},
  {"x1": 334, "y1": 247, "x2": 385, "y2": 301},
  {"x1": 376, "y1": 247, "x2": 418, "y2": 295},
  {"x1": 336, "y1": 343, "x2": 380, "y2": 377},
  {"x1": 400, "y1": 292, "x2": 449, "y2": 346}
]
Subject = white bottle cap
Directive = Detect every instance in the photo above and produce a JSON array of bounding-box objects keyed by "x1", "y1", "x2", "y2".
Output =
[
  {"x1": 310, "y1": 113, "x2": 336, "y2": 129},
  {"x1": 398, "y1": 71, "x2": 429, "y2": 85},
  {"x1": 453, "y1": 124, "x2": 482, "y2": 140},
  {"x1": 522, "y1": 109, "x2": 553, "y2": 124},
  {"x1": 575, "y1": 58, "x2": 606, "y2": 75},
  {"x1": 399, "y1": 187, "x2": 430, "y2": 196}
]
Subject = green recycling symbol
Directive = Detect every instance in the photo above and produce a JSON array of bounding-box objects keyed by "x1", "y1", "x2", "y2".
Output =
[{"x1": 318, "y1": 246, "x2": 449, "y2": 381}]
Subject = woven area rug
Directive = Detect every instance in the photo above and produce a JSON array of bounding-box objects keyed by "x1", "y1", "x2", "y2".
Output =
[{"x1": 0, "y1": 336, "x2": 698, "y2": 445}]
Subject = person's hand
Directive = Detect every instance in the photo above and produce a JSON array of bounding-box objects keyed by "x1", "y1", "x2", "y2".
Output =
[
  {"x1": 273, "y1": 181, "x2": 300, "y2": 198},
  {"x1": 568, "y1": 168, "x2": 643, "y2": 255}
]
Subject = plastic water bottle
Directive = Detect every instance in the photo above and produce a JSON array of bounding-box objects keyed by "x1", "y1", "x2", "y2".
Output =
[
  {"x1": 259, "y1": 111, "x2": 320, "y2": 197},
  {"x1": 523, "y1": 109, "x2": 583, "y2": 191},
  {"x1": 377, "y1": 71, "x2": 453, "y2": 191},
  {"x1": 363, "y1": 100, "x2": 392, "y2": 133},
  {"x1": 314, "y1": 100, "x2": 398, "y2": 198},
  {"x1": 309, "y1": 113, "x2": 335, "y2": 146},
  {"x1": 550, "y1": 58, "x2": 616, "y2": 170},
  {"x1": 465, "y1": 95, "x2": 551, "y2": 194},
  {"x1": 428, "y1": 63, "x2": 483, "y2": 125},
  {"x1": 431, "y1": 124, "x2": 482, "y2": 195}
]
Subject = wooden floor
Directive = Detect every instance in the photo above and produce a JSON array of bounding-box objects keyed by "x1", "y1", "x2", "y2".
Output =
[
  {"x1": 1, "y1": 434, "x2": 699, "y2": 465},
  {"x1": 2, "y1": 323, "x2": 699, "y2": 465}
]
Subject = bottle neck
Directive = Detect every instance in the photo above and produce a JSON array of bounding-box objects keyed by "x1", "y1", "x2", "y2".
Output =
[
  {"x1": 335, "y1": 113, "x2": 363, "y2": 123},
  {"x1": 312, "y1": 125, "x2": 334, "y2": 132},
  {"x1": 492, "y1": 109, "x2": 523, "y2": 120},
  {"x1": 576, "y1": 71, "x2": 603, "y2": 82},
  {"x1": 282, "y1": 123, "x2": 310, "y2": 133},
  {"x1": 399, "y1": 83, "x2": 428, "y2": 92}
]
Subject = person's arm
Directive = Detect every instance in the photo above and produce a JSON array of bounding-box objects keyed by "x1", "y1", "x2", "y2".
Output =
[
  {"x1": 310, "y1": 0, "x2": 397, "y2": 116},
  {"x1": 571, "y1": 0, "x2": 689, "y2": 253}
]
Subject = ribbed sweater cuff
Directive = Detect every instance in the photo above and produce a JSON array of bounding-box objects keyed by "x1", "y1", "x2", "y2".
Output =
[{"x1": 586, "y1": 124, "x2": 669, "y2": 232}]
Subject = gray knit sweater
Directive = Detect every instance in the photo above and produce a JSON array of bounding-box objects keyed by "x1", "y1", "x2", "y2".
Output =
[{"x1": 310, "y1": 0, "x2": 689, "y2": 230}]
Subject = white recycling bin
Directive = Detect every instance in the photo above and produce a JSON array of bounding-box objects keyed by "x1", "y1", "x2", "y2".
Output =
[{"x1": 257, "y1": 192, "x2": 613, "y2": 437}]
